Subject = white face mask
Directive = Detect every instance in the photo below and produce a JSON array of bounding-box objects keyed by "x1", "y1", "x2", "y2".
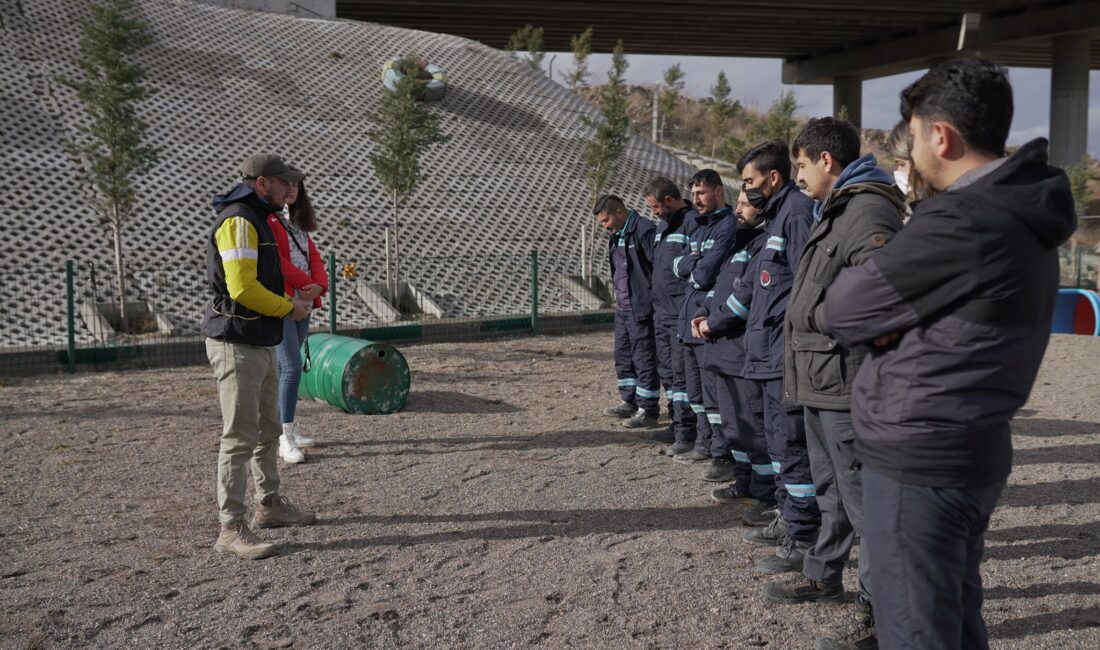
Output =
[{"x1": 894, "y1": 170, "x2": 911, "y2": 196}]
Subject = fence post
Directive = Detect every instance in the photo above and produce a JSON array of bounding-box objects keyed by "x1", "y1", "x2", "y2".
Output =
[
  {"x1": 65, "y1": 260, "x2": 76, "y2": 374},
  {"x1": 530, "y1": 249, "x2": 539, "y2": 334},
  {"x1": 328, "y1": 252, "x2": 337, "y2": 334}
]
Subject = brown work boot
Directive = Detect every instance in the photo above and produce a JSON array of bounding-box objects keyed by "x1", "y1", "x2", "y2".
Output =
[
  {"x1": 252, "y1": 494, "x2": 316, "y2": 529},
  {"x1": 214, "y1": 520, "x2": 275, "y2": 560}
]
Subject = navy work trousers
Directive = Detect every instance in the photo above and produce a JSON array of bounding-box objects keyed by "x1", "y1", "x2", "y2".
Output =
[
  {"x1": 762, "y1": 378, "x2": 820, "y2": 541},
  {"x1": 613, "y1": 309, "x2": 660, "y2": 415},
  {"x1": 654, "y1": 317, "x2": 691, "y2": 434},
  {"x1": 715, "y1": 373, "x2": 776, "y2": 501},
  {"x1": 863, "y1": 465, "x2": 1005, "y2": 650},
  {"x1": 683, "y1": 343, "x2": 714, "y2": 456}
]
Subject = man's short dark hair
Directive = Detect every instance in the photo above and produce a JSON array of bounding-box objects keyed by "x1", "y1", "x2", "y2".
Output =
[
  {"x1": 689, "y1": 169, "x2": 723, "y2": 189},
  {"x1": 737, "y1": 140, "x2": 791, "y2": 183},
  {"x1": 645, "y1": 176, "x2": 682, "y2": 201},
  {"x1": 900, "y1": 57, "x2": 1012, "y2": 157},
  {"x1": 792, "y1": 117, "x2": 861, "y2": 169},
  {"x1": 592, "y1": 194, "x2": 626, "y2": 215}
]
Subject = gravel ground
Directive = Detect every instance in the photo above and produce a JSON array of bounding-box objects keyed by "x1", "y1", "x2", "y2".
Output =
[{"x1": 1, "y1": 331, "x2": 1098, "y2": 649}]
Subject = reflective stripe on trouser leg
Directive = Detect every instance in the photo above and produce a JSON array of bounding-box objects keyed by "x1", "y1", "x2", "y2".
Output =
[
  {"x1": 614, "y1": 311, "x2": 638, "y2": 405},
  {"x1": 671, "y1": 333, "x2": 697, "y2": 444},
  {"x1": 714, "y1": 372, "x2": 750, "y2": 488},
  {"x1": 683, "y1": 343, "x2": 713, "y2": 456},
  {"x1": 653, "y1": 319, "x2": 678, "y2": 422},
  {"x1": 732, "y1": 375, "x2": 775, "y2": 501},
  {"x1": 702, "y1": 363, "x2": 729, "y2": 457},
  {"x1": 626, "y1": 316, "x2": 660, "y2": 414},
  {"x1": 762, "y1": 377, "x2": 820, "y2": 541}
]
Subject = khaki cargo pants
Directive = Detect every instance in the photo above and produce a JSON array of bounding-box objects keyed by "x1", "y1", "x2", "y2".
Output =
[{"x1": 206, "y1": 339, "x2": 281, "y2": 524}]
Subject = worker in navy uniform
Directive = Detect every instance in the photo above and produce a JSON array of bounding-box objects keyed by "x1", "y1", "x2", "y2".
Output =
[
  {"x1": 596, "y1": 194, "x2": 661, "y2": 428},
  {"x1": 668, "y1": 169, "x2": 739, "y2": 476},
  {"x1": 733, "y1": 141, "x2": 820, "y2": 575},
  {"x1": 691, "y1": 191, "x2": 776, "y2": 503},
  {"x1": 644, "y1": 177, "x2": 699, "y2": 446}
]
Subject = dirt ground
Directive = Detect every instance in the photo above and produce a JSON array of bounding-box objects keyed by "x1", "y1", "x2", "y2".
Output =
[{"x1": 1, "y1": 331, "x2": 1098, "y2": 649}]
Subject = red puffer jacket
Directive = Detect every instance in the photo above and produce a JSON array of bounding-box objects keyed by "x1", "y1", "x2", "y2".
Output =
[{"x1": 267, "y1": 214, "x2": 328, "y2": 308}]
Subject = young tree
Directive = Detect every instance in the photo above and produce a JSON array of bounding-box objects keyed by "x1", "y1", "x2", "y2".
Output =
[
  {"x1": 368, "y1": 62, "x2": 450, "y2": 305},
  {"x1": 562, "y1": 26, "x2": 593, "y2": 90},
  {"x1": 580, "y1": 39, "x2": 630, "y2": 282},
  {"x1": 706, "y1": 71, "x2": 738, "y2": 159},
  {"x1": 58, "y1": 0, "x2": 159, "y2": 333},
  {"x1": 657, "y1": 63, "x2": 685, "y2": 144},
  {"x1": 506, "y1": 25, "x2": 545, "y2": 72},
  {"x1": 760, "y1": 90, "x2": 799, "y2": 145}
]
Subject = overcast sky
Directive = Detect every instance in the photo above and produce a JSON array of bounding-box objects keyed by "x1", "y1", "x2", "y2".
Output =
[{"x1": 543, "y1": 53, "x2": 1100, "y2": 159}]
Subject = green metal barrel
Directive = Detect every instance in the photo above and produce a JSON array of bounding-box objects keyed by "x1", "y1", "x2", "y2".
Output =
[{"x1": 298, "y1": 333, "x2": 410, "y2": 414}]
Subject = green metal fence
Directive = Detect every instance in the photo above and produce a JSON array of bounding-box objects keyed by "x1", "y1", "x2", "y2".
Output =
[{"x1": 0, "y1": 252, "x2": 616, "y2": 377}]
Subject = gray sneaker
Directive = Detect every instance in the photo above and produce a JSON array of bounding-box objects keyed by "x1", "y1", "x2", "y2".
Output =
[
  {"x1": 815, "y1": 612, "x2": 877, "y2": 650},
  {"x1": 702, "y1": 457, "x2": 737, "y2": 482},
  {"x1": 604, "y1": 401, "x2": 636, "y2": 418},
  {"x1": 622, "y1": 408, "x2": 659, "y2": 429},
  {"x1": 214, "y1": 521, "x2": 275, "y2": 560},
  {"x1": 673, "y1": 449, "x2": 710, "y2": 464},
  {"x1": 742, "y1": 513, "x2": 786, "y2": 545},
  {"x1": 755, "y1": 535, "x2": 812, "y2": 574},
  {"x1": 710, "y1": 482, "x2": 761, "y2": 505},
  {"x1": 742, "y1": 501, "x2": 780, "y2": 526},
  {"x1": 664, "y1": 441, "x2": 694, "y2": 457}
]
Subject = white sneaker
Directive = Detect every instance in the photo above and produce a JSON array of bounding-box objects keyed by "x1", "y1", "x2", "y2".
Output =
[
  {"x1": 279, "y1": 433, "x2": 305, "y2": 464},
  {"x1": 284, "y1": 421, "x2": 315, "y2": 448}
]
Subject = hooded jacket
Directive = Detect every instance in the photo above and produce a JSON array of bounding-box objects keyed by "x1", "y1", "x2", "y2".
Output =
[
  {"x1": 783, "y1": 155, "x2": 905, "y2": 410},
  {"x1": 200, "y1": 183, "x2": 292, "y2": 347},
  {"x1": 822, "y1": 139, "x2": 1076, "y2": 488}
]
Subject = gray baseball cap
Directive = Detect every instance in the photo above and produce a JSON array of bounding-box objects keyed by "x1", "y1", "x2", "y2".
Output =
[{"x1": 241, "y1": 153, "x2": 306, "y2": 183}]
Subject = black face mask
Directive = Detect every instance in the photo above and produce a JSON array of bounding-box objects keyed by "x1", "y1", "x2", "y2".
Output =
[{"x1": 743, "y1": 185, "x2": 768, "y2": 210}]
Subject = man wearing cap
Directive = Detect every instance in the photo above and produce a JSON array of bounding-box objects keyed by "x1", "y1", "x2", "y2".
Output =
[
  {"x1": 595, "y1": 194, "x2": 661, "y2": 429},
  {"x1": 201, "y1": 153, "x2": 316, "y2": 560}
]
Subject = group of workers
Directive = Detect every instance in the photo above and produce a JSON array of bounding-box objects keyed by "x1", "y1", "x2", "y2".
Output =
[{"x1": 596, "y1": 58, "x2": 1076, "y2": 650}]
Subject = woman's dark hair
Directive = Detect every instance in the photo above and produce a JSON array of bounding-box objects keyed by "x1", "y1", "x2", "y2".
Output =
[{"x1": 289, "y1": 180, "x2": 318, "y2": 232}]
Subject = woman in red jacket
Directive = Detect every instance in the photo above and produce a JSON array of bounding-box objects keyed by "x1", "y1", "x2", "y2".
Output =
[{"x1": 269, "y1": 174, "x2": 328, "y2": 464}]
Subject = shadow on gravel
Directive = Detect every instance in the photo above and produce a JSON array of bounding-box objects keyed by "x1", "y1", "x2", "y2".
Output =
[
  {"x1": 999, "y1": 478, "x2": 1100, "y2": 507},
  {"x1": 988, "y1": 606, "x2": 1100, "y2": 639},
  {"x1": 317, "y1": 429, "x2": 643, "y2": 455},
  {"x1": 1014, "y1": 443, "x2": 1100, "y2": 464},
  {"x1": 1011, "y1": 417, "x2": 1100, "y2": 438},
  {"x1": 984, "y1": 523, "x2": 1100, "y2": 560},
  {"x1": 985, "y1": 581, "x2": 1100, "y2": 599},
  {"x1": 1012, "y1": 444, "x2": 1100, "y2": 466},
  {"x1": 309, "y1": 505, "x2": 738, "y2": 549},
  {"x1": 401, "y1": 390, "x2": 524, "y2": 414}
]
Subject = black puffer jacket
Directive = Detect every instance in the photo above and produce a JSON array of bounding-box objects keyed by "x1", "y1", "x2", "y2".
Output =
[{"x1": 822, "y1": 139, "x2": 1076, "y2": 488}]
